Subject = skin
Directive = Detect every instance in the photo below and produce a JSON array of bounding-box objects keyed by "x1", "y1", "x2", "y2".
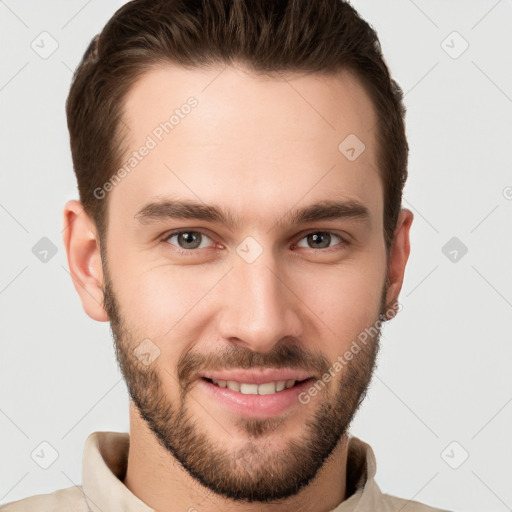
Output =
[{"x1": 63, "y1": 63, "x2": 413, "y2": 512}]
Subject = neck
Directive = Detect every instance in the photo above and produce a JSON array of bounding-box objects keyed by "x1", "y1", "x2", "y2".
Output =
[{"x1": 123, "y1": 404, "x2": 349, "y2": 512}]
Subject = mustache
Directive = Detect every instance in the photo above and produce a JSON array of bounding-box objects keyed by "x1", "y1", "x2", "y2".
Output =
[{"x1": 177, "y1": 342, "x2": 331, "y2": 395}]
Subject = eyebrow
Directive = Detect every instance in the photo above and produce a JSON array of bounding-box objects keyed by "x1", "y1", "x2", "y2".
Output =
[{"x1": 134, "y1": 198, "x2": 370, "y2": 229}]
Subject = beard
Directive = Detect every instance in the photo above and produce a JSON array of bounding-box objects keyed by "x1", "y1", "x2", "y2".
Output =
[{"x1": 101, "y1": 256, "x2": 387, "y2": 503}]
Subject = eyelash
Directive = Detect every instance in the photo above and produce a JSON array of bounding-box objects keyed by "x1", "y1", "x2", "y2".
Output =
[{"x1": 162, "y1": 229, "x2": 348, "y2": 256}]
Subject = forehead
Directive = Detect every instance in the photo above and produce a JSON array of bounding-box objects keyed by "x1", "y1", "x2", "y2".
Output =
[{"x1": 111, "y1": 63, "x2": 382, "y2": 229}]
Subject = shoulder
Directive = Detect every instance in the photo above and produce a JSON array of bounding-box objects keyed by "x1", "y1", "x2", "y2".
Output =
[
  {"x1": 0, "y1": 485, "x2": 88, "y2": 511},
  {"x1": 380, "y1": 492, "x2": 453, "y2": 512}
]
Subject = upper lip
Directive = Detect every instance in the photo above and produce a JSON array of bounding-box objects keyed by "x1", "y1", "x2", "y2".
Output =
[{"x1": 200, "y1": 368, "x2": 314, "y2": 385}]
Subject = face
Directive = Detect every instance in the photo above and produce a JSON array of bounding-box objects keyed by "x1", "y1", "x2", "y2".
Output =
[{"x1": 95, "y1": 64, "x2": 398, "y2": 502}]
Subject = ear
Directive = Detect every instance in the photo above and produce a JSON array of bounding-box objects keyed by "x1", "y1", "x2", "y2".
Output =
[
  {"x1": 62, "y1": 200, "x2": 108, "y2": 322},
  {"x1": 383, "y1": 208, "x2": 413, "y2": 320}
]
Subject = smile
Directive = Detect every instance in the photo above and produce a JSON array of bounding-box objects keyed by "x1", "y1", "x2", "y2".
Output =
[
  {"x1": 199, "y1": 375, "x2": 316, "y2": 418},
  {"x1": 205, "y1": 378, "x2": 308, "y2": 395}
]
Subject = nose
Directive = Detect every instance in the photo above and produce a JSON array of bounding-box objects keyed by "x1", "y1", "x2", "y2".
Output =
[{"x1": 217, "y1": 252, "x2": 303, "y2": 354}]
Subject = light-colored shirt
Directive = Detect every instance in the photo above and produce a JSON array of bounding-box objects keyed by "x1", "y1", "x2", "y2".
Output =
[{"x1": 0, "y1": 431, "x2": 451, "y2": 511}]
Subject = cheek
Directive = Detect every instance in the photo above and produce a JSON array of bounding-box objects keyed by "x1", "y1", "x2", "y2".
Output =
[
  {"x1": 294, "y1": 255, "x2": 386, "y2": 354},
  {"x1": 113, "y1": 260, "x2": 221, "y2": 352}
]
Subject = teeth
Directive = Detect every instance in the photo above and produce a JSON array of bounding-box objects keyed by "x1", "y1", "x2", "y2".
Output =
[
  {"x1": 211, "y1": 379, "x2": 297, "y2": 394},
  {"x1": 240, "y1": 383, "x2": 259, "y2": 394},
  {"x1": 226, "y1": 380, "x2": 240, "y2": 392},
  {"x1": 258, "y1": 382, "x2": 276, "y2": 395}
]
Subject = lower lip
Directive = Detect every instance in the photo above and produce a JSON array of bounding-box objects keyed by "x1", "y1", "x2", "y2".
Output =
[{"x1": 198, "y1": 378, "x2": 314, "y2": 418}]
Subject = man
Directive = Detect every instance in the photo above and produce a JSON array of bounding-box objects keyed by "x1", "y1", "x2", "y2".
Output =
[{"x1": 1, "y1": 0, "x2": 450, "y2": 510}]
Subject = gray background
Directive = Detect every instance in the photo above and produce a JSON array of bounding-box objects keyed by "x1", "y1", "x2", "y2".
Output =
[{"x1": 1, "y1": 1, "x2": 511, "y2": 510}]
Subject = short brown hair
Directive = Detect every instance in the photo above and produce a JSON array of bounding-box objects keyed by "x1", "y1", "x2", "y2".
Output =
[{"x1": 66, "y1": 0, "x2": 408, "y2": 249}]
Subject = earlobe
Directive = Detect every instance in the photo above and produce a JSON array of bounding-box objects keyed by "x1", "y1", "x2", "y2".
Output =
[
  {"x1": 384, "y1": 208, "x2": 414, "y2": 320},
  {"x1": 62, "y1": 200, "x2": 109, "y2": 322}
]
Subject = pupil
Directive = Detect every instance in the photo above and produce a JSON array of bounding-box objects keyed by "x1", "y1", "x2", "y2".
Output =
[
  {"x1": 309, "y1": 232, "x2": 330, "y2": 249},
  {"x1": 179, "y1": 232, "x2": 200, "y2": 249}
]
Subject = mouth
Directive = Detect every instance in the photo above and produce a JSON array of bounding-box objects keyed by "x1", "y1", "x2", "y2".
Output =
[
  {"x1": 197, "y1": 370, "x2": 317, "y2": 418},
  {"x1": 201, "y1": 376, "x2": 314, "y2": 395}
]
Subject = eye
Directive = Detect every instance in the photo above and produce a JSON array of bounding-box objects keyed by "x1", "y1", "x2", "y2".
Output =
[
  {"x1": 162, "y1": 229, "x2": 347, "y2": 256},
  {"x1": 295, "y1": 231, "x2": 345, "y2": 250},
  {"x1": 164, "y1": 230, "x2": 214, "y2": 251}
]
